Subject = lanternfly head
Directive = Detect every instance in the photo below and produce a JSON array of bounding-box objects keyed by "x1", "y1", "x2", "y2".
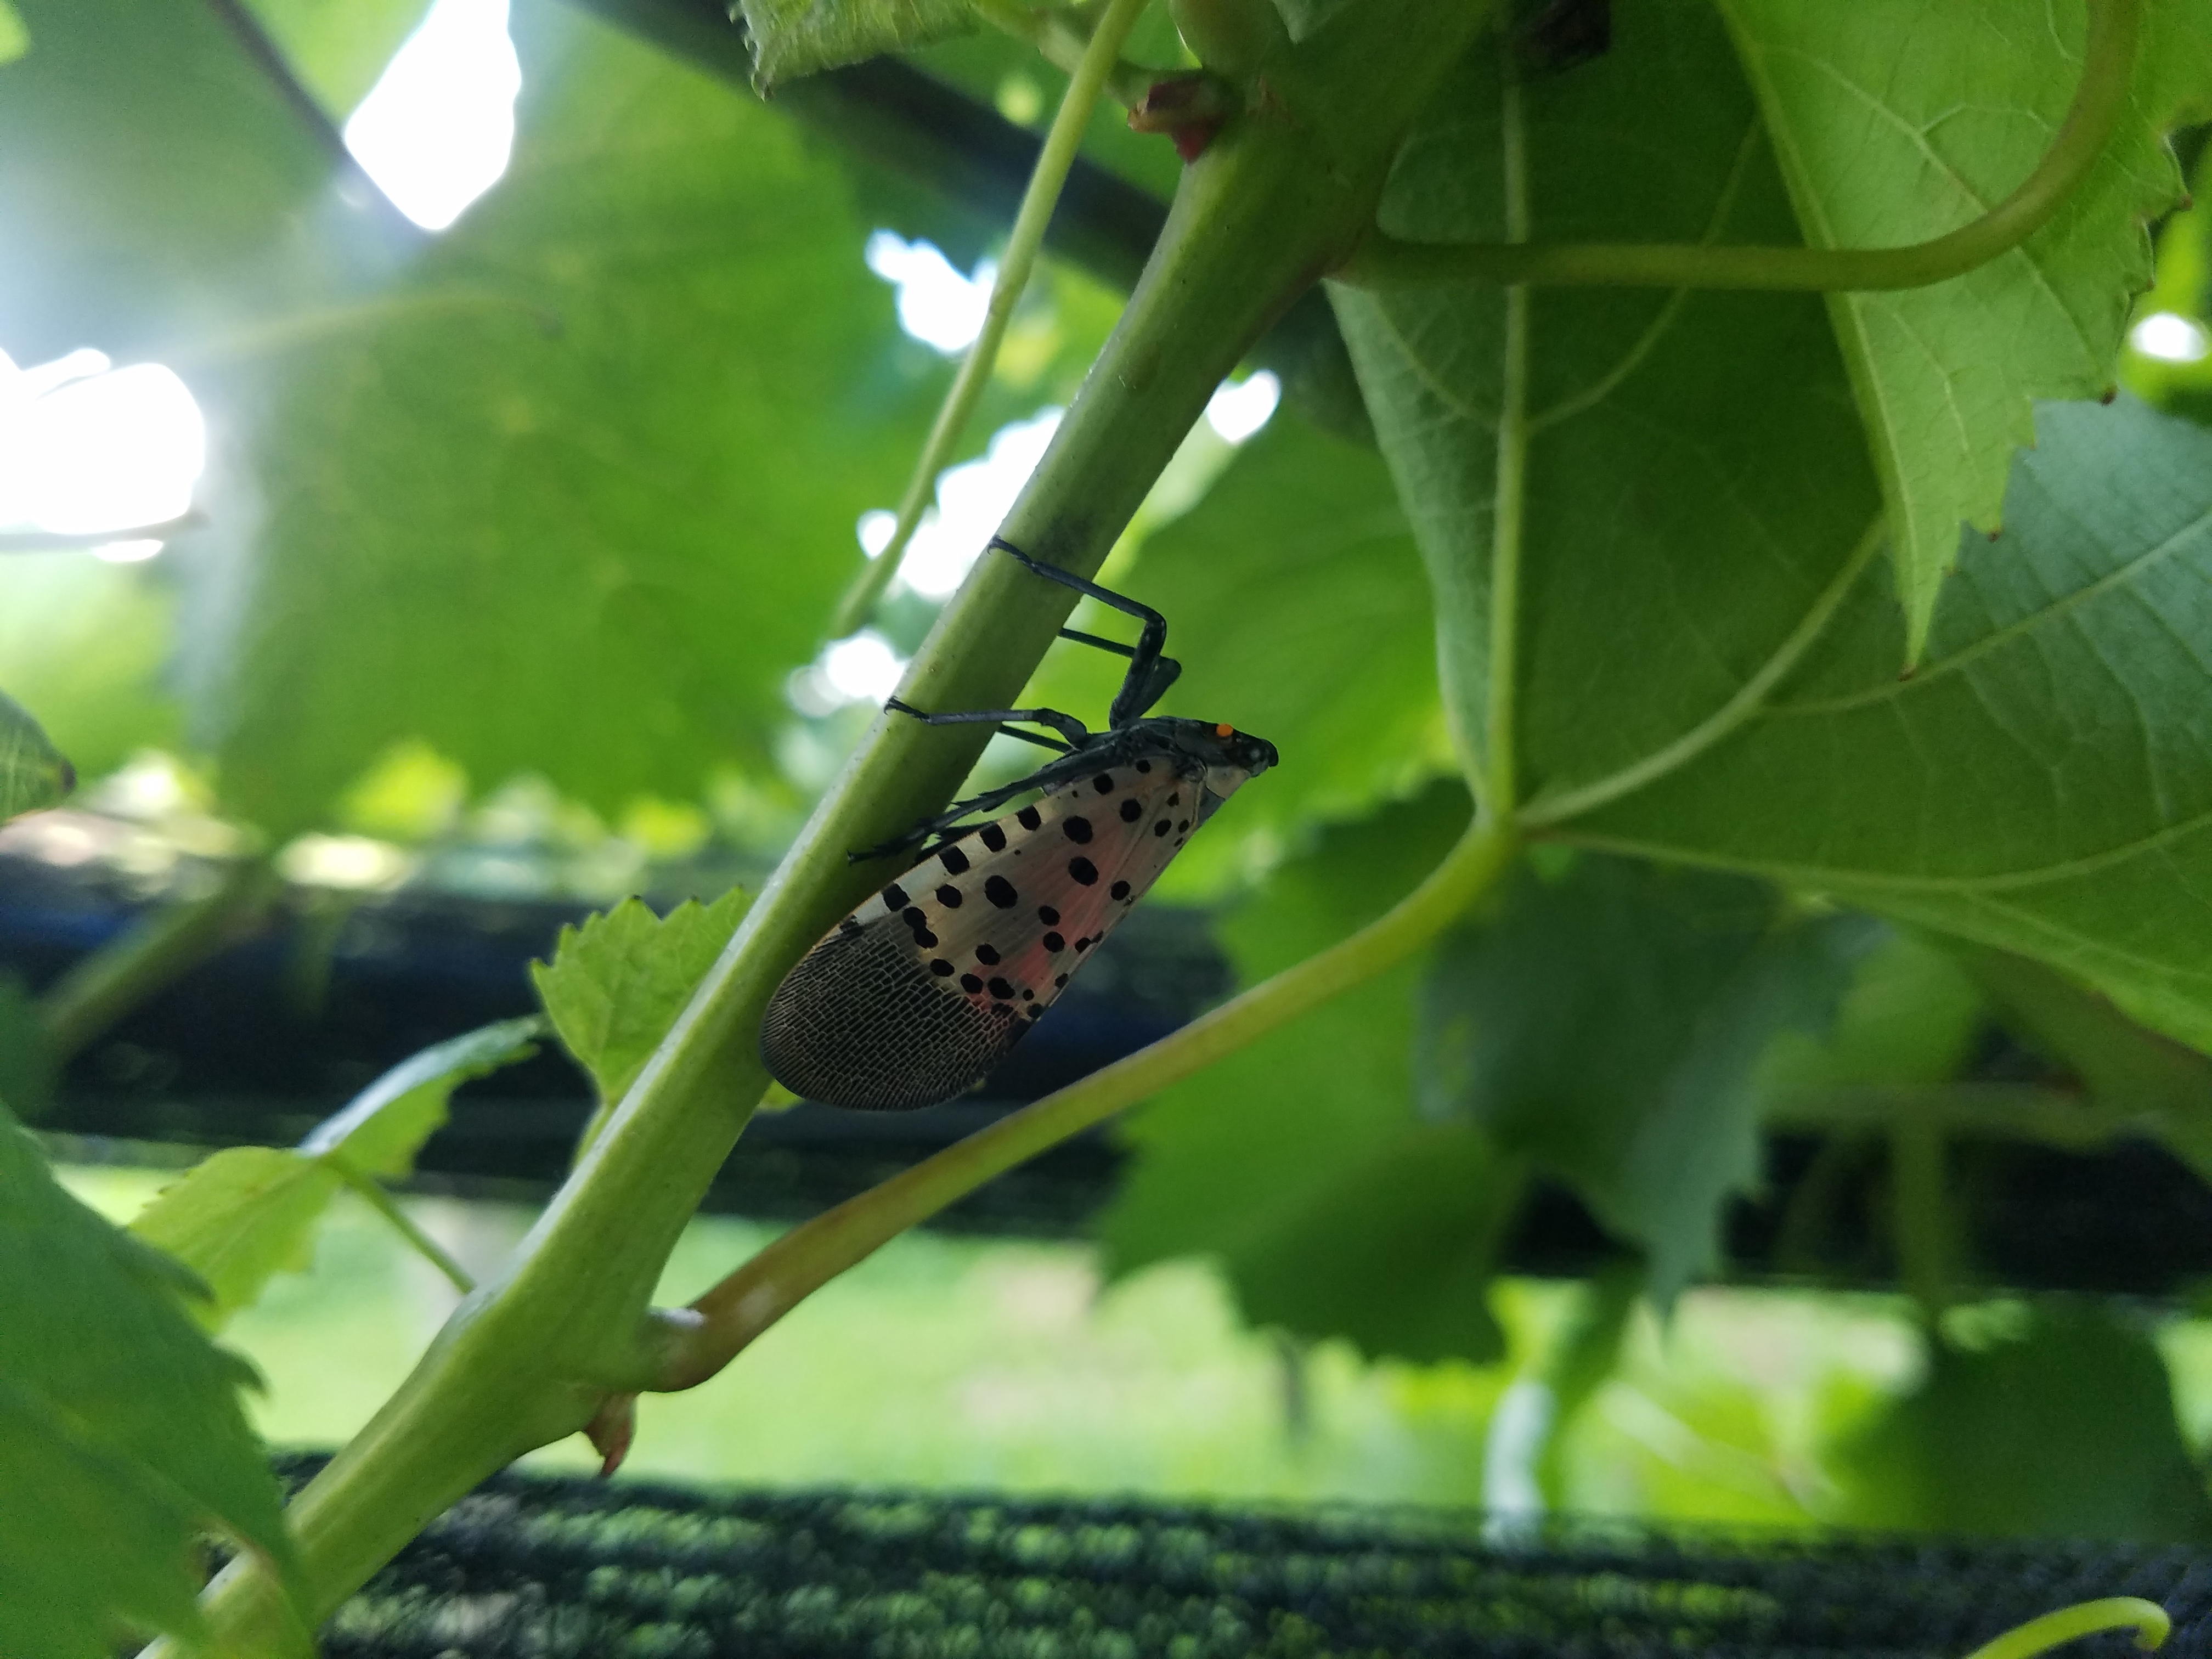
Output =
[{"x1": 1138, "y1": 717, "x2": 1278, "y2": 818}]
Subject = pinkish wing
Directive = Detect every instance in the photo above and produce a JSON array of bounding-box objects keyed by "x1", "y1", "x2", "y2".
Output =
[{"x1": 850, "y1": 758, "x2": 1203, "y2": 1021}]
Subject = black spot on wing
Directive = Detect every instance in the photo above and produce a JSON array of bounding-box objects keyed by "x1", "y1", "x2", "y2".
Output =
[
  {"x1": 936, "y1": 884, "x2": 963, "y2": 907},
  {"x1": 1038, "y1": 905, "x2": 1060, "y2": 926},
  {"x1": 1119, "y1": 798, "x2": 1143, "y2": 822},
  {"x1": 1016, "y1": 805, "x2": 1042, "y2": 831},
  {"x1": 1092, "y1": 774, "x2": 1114, "y2": 794},
  {"x1": 1068, "y1": 856, "x2": 1098, "y2": 885},
  {"x1": 939, "y1": 845, "x2": 970, "y2": 875},
  {"x1": 1110, "y1": 881, "x2": 1130, "y2": 900},
  {"x1": 979, "y1": 823, "x2": 1007, "y2": 853},
  {"x1": 975, "y1": 943, "x2": 1001, "y2": 965},
  {"x1": 985, "y1": 874, "x2": 1019, "y2": 908},
  {"x1": 883, "y1": 883, "x2": 911, "y2": 910},
  {"x1": 1063, "y1": 815, "x2": 1093, "y2": 844}
]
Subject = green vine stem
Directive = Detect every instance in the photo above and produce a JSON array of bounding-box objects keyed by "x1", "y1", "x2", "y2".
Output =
[
  {"x1": 38, "y1": 854, "x2": 278, "y2": 1064},
  {"x1": 177, "y1": 3, "x2": 1502, "y2": 1650},
  {"x1": 969, "y1": 0, "x2": 1164, "y2": 111},
  {"x1": 660, "y1": 818, "x2": 1516, "y2": 1390},
  {"x1": 1960, "y1": 1599, "x2": 2170, "y2": 1659},
  {"x1": 1335, "y1": 0, "x2": 2140, "y2": 292},
  {"x1": 831, "y1": 0, "x2": 1155, "y2": 638}
]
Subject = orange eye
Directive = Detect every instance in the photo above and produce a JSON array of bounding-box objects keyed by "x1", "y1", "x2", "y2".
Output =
[{"x1": 1216, "y1": 723, "x2": 1234, "y2": 738}]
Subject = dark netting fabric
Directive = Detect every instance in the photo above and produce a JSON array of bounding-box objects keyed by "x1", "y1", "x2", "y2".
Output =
[{"x1": 273, "y1": 1457, "x2": 2212, "y2": 1659}]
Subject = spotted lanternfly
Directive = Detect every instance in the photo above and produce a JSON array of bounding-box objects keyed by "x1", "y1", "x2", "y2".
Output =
[{"x1": 760, "y1": 538, "x2": 1279, "y2": 1111}]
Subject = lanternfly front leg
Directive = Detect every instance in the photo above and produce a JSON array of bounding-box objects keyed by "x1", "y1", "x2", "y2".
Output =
[{"x1": 988, "y1": 538, "x2": 1182, "y2": 724}]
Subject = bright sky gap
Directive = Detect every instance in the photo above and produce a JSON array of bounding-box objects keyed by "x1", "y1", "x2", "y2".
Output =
[{"x1": 343, "y1": 0, "x2": 522, "y2": 232}]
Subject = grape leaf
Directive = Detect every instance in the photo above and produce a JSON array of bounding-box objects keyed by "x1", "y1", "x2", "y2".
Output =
[
  {"x1": 1717, "y1": 0, "x2": 2212, "y2": 657},
  {"x1": 736, "y1": 0, "x2": 978, "y2": 90},
  {"x1": 129, "y1": 1017, "x2": 540, "y2": 1328},
  {"x1": 1419, "y1": 854, "x2": 1872, "y2": 1302},
  {"x1": 1329, "y1": 0, "x2": 1884, "y2": 829},
  {"x1": 1099, "y1": 783, "x2": 1511, "y2": 1360},
  {"x1": 1830, "y1": 1303, "x2": 2212, "y2": 1542},
  {"x1": 533, "y1": 886, "x2": 753, "y2": 1104},
  {"x1": 1221, "y1": 1120, "x2": 1519, "y2": 1363},
  {"x1": 1959, "y1": 945, "x2": 2212, "y2": 1183},
  {"x1": 0, "y1": 1105, "x2": 296, "y2": 1655},
  {"x1": 0, "y1": 1380, "x2": 214, "y2": 1659},
  {"x1": 1756, "y1": 929, "x2": 1987, "y2": 1102},
  {"x1": 0, "y1": 684, "x2": 71, "y2": 820},
  {"x1": 1025, "y1": 411, "x2": 1448, "y2": 890},
  {"x1": 1562, "y1": 396, "x2": 2212, "y2": 1056}
]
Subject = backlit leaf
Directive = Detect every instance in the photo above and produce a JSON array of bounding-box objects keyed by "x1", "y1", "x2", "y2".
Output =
[{"x1": 534, "y1": 886, "x2": 753, "y2": 1104}]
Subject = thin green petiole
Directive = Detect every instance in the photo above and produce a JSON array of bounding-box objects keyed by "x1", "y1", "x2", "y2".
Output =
[
  {"x1": 323, "y1": 1155, "x2": 476, "y2": 1296},
  {"x1": 968, "y1": 0, "x2": 1162, "y2": 111},
  {"x1": 1959, "y1": 1599, "x2": 2170, "y2": 1659},
  {"x1": 1335, "y1": 0, "x2": 2140, "y2": 292},
  {"x1": 829, "y1": 0, "x2": 1156, "y2": 638}
]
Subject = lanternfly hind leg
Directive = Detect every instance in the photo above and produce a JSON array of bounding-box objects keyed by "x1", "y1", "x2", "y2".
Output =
[
  {"x1": 855, "y1": 698, "x2": 1093, "y2": 863},
  {"x1": 989, "y1": 538, "x2": 1181, "y2": 724}
]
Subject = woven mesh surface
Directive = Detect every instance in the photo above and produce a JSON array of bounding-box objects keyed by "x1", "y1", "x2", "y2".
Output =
[{"x1": 279, "y1": 1457, "x2": 2212, "y2": 1659}]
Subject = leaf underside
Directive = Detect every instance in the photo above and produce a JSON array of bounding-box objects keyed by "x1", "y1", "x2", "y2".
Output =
[{"x1": 1718, "y1": 0, "x2": 2212, "y2": 658}]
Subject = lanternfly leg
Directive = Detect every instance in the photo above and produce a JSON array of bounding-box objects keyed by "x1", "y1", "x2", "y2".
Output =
[
  {"x1": 989, "y1": 538, "x2": 1182, "y2": 724},
  {"x1": 884, "y1": 697, "x2": 1088, "y2": 749}
]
